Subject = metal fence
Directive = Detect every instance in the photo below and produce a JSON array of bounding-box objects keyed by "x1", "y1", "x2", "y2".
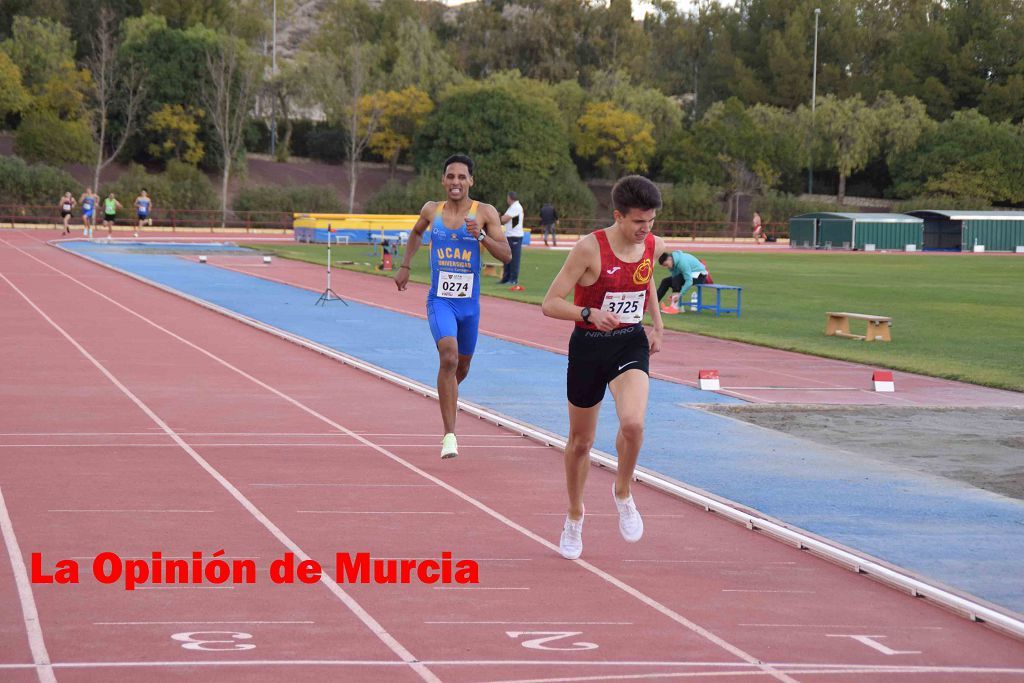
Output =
[
  {"x1": 1, "y1": 204, "x2": 786, "y2": 240},
  {"x1": 550, "y1": 217, "x2": 787, "y2": 241},
  {"x1": 0, "y1": 204, "x2": 292, "y2": 231}
]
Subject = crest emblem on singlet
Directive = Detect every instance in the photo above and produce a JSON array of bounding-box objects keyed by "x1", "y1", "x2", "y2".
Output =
[{"x1": 632, "y1": 258, "x2": 652, "y2": 285}]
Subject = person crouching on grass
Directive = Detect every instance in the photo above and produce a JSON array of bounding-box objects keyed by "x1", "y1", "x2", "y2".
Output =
[{"x1": 541, "y1": 175, "x2": 666, "y2": 560}]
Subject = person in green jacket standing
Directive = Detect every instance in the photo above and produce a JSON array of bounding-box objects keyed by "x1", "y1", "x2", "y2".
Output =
[{"x1": 656, "y1": 250, "x2": 711, "y2": 314}]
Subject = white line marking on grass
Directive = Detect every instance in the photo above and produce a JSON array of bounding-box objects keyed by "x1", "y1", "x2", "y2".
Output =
[
  {"x1": 0, "y1": 270, "x2": 441, "y2": 683},
  {"x1": 0, "y1": 488, "x2": 56, "y2": 683},
  {"x1": 19, "y1": 241, "x2": 798, "y2": 683}
]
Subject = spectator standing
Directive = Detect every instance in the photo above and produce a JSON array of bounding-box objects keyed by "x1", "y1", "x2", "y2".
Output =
[
  {"x1": 540, "y1": 202, "x2": 559, "y2": 246},
  {"x1": 499, "y1": 191, "x2": 525, "y2": 289}
]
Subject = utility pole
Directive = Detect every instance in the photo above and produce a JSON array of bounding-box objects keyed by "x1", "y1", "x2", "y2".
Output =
[
  {"x1": 270, "y1": 0, "x2": 277, "y2": 157},
  {"x1": 808, "y1": 7, "x2": 820, "y2": 194}
]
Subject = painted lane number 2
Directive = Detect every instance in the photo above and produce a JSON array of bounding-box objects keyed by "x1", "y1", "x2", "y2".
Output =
[{"x1": 506, "y1": 631, "x2": 598, "y2": 651}]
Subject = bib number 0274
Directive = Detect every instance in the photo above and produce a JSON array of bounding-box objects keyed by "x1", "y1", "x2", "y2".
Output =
[{"x1": 438, "y1": 271, "x2": 474, "y2": 298}]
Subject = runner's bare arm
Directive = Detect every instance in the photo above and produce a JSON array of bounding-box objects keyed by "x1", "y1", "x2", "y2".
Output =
[
  {"x1": 395, "y1": 202, "x2": 436, "y2": 291},
  {"x1": 541, "y1": 237, "x2": 617, "y2": 331},
  {"x1": 470, "y1": 204, "x2": 511, "y2": 263}
]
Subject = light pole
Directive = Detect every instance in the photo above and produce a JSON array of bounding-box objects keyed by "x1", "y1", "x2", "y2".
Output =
[
  {"x1": 808, "y1": 7, "x2": 820, "y2": 194},
  {"x1": 270, "y1": 0, "x2": 277, "y2": 157}
]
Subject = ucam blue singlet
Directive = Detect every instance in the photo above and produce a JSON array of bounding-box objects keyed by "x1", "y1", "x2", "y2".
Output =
[{"x1": 426, "y1": 200, "x2": 482, "y2": 355}]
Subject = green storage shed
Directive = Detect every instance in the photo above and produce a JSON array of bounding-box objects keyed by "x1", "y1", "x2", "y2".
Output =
[
  {"x1": 906, "y1": 211, "x2": 1024, "y2": 252},
  {"x1": 788, "y1": 213, "x2": 923, "y2": 250}
]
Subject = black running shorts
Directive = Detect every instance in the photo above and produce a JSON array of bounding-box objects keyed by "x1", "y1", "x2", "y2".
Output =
[{"x1": 566, "y1": 324, "x2": 649, "y2": 408}]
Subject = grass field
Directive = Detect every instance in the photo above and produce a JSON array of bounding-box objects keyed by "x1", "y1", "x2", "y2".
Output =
[{"x1": 252, "y1": 241, "x2": 1024, "y2": 393}]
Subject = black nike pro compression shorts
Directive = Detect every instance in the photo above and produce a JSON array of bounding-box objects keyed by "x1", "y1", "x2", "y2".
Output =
[{"x1": 566, "y1": 323, "x2": 650, "y2": 408}]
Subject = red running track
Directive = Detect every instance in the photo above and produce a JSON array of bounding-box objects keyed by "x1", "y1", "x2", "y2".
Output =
[{"x1": 0, "y1": 229, "x2": 1022, "y2": 682}]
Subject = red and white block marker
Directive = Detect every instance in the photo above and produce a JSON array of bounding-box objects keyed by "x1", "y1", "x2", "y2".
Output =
[
  {"x1": 698, "y1": 369, "x2": 720, "y2": 391},
  {"x1": 872, "y1": 370, "x2": 895, "y2": 392}
]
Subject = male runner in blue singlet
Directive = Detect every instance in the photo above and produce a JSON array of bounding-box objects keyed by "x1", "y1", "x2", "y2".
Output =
[{"x1": 394, "y1": 154, "x2": 511, "y2": 459}]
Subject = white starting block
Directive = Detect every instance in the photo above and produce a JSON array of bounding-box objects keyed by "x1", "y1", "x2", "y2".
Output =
[
  {"x1": 698, "y1": 369, "x2": 720, "y2": 391},
  {"x1": 198, "y1": 255, "x2": 207, "y2": 263},
  {"x1": 263, "y1": 255, "x2": 272, "y2": 264},
  {"x1": 872, "y1": 370, "x2": 895, "y2": 392}
]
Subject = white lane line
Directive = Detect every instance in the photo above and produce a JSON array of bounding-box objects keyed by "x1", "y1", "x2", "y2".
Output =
[
  {"x1": 26, "y1": 241, "x2": 795, "y2": 682},
  {"x1": 425, "y1": 621, "x2": 633, "y2": 625},
  {"x1": 0, "y1": 660, "x2": 1019, "y2": 675},
  {"x1": 251, "y1": 483, "x2": 434, "y2": 488},
  {"x1": 297, "y1": 510, "x2": 455, "y2": 515},
  {"x1": 134, "y1": 586, "x2": 235, "y2": 590},
  {"x1": 723, "y1": 590, "x2": 815, "y2": 594},
  {"x1": 0, "y1": 487, "x2": 56, "y2": 683},
  {"x1": 0, "y1": 444, "x2": 175, "y2": 448},
  {"x1": 739, "y1": 624, "x2": 944, "y2": 630},
  {"x1": 95, "y1": 620, "x2": 313, "y2": 625},
  {"x1": 432, "y1": 587, "x2": 530, "y2": 591},
  {"x1": 71, "y1": 556, "x2": 258, "y2": 561},
  {"x1": 0, "y1": 270, "x2": 439, "y2": 683},
  {"x1": 49, "y1": 509, "x2": 213, "y2": 513},
  {"x1": 625, "y1": 560, "x2": 796, "y2": 565}
]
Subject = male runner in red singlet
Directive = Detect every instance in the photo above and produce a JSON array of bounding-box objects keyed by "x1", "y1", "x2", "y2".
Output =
[{"x1": 541, "y1": 175, "x2": 666, "y2": 560}]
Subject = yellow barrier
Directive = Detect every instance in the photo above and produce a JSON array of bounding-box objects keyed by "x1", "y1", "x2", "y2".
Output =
[{"x1": 292, "y1": 213, "x2": 418, "y2": 232}]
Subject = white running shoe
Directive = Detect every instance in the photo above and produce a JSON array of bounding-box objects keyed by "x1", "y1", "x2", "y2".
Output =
[
  {"x1": 559, "y1": 514, "x2": 584, "y2": 560},
  {"x1": 613, "y1": 483, "x2": 644, "y2": 542},
  {"x1": 440, "y1": 433, "x2": 458, "y2": 459}
]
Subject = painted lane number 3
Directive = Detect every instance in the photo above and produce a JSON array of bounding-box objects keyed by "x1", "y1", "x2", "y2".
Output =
[{"x1": 506, "y1": 631, "x2": 598, "y2": 651}]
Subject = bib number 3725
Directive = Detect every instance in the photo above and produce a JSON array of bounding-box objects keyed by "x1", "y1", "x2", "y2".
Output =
[
  {"x1": 438, "y1": 271, "x2": 474, "y2": 298},
  {"x1": 601, "y1": 290, "x2": 646, "y2": 324}
]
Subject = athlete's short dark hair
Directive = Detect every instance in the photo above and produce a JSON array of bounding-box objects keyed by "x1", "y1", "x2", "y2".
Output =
[
  {"x1": 611, "y1": 175, "x2": 662, "y2": 214},
  {"x1": 443, "y1": 154, "x2": 474, "y2": 176},
  {"x1": 658, "y1": 252, "x2": 672, "y2": 265}
]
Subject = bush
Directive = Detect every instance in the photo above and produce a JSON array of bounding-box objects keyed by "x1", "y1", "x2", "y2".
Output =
[
  {"x1": 233, "y1": 184, "x2": 340, "y2": 216},
  {"x1": 14, "y1": 111, "x2": 94, "y2": 164},
  {"x1": 891, "y1": 195, "x2": 992, "y2": 212},
  {"x1": 0, "y1": 155, "x2": 79, "y2": 206},
  {"x1": 104, "y1": 161, "x2": 218, "y2": 211},
  {"x1": 751, "y1": 191, "x2": 846, "y2": 224},
  {"x1": 659, "y1": 182, "x2": 726, "y2": 222},
  {"x1": 365, "y1": 175, "x2": 440, "y2": 214}
]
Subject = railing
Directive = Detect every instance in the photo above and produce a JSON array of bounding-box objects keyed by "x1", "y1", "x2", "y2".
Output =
[
  {"x1": 1, "y1": 203, "x2": 786, "y2": 240},
  {"x1": 544, "y1": 217, "x2": 787, "y2": 241},
  {"x1": 0, "y1": 204, "x2": 293, "y2": 231}
]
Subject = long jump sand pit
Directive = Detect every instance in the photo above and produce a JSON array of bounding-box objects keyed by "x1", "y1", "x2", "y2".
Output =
[{"x1": 702, "y1": 405, "x2": 1024, "y2": 500}]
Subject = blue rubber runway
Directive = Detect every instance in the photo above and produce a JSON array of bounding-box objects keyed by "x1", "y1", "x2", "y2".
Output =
[{"x1": 62, "y1": 241, "x2": 1024, "y2": 614}]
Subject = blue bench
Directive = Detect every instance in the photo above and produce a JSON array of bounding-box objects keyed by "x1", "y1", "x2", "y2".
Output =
[{"x1": 695, "y1": 284, "x2": 742, "y2": 317}]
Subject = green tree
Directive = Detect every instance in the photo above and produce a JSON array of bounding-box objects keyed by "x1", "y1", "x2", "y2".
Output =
[
  {"x1": 575, "y1": 101, "x2": 656, "y2": 175},
  {"x1": 889, "y1": 109, "x2": 1024, "y2": 203},
  {"x1": 389, "y1": 16, "x2": 460, "y2": 96},
  {"x1": 803, "y1": 93, "x2": 880, "y2": 203},
  {"x1": 0, "y1": 155, "x2": 79, "y2": 205},
  {"x1": 0, "y1": 16, "x2": 75, "y2": 92},
  {"x1": 0, "y1": 51, "x2": 30, "y2": 118},
  {"x1": 414, "y1": 87, "x2": 594, "y2": 216},
  {"x1": 13, "y1": 110, "x2": 94, "y2": 164}
]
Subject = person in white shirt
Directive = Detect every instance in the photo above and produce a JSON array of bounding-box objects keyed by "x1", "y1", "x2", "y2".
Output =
[{"x1": 499, "y1": 191, "x2": 525, "y2": 287}]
